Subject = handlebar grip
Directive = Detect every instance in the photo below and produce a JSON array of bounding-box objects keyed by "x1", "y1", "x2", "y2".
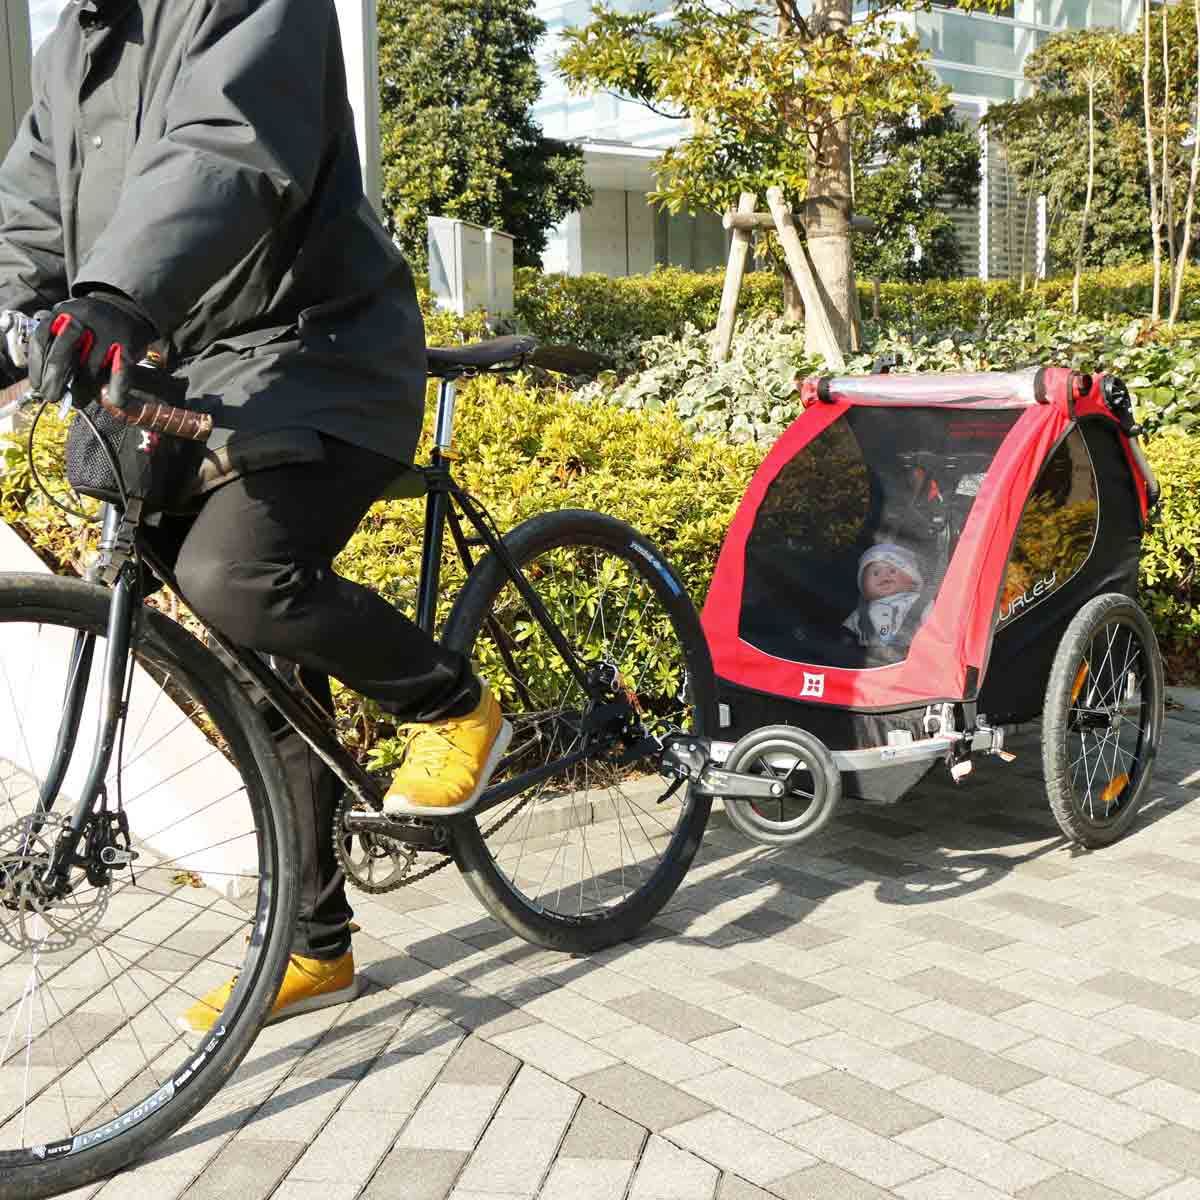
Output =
[
  {"x1": 100, "y1": 357, "x2": 212, "y2": 442},
  {"x1": 98, "y1": 388, "x2": 213, "y2": 440}
]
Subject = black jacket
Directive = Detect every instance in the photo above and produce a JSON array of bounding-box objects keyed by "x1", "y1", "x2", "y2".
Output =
[{"x1": 0, "y1": 0, "x2": 426, "y2": 492}]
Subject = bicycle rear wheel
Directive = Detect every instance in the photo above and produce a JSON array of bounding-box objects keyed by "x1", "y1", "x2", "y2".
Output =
[
  {"x1": 444, "y1": 510, "x2": 714, "y2": 952},
  {"x1": 0, "y1": 574, "x2": 296, "y2": 1199}
]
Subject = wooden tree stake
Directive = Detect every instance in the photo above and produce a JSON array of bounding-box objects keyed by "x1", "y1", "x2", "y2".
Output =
[
  {"x1": 713, "y1": 192, "x2": 757, "y2": 363},
  {"x1": 766, "y1": 187, "x2": 845, "y2": 369}
]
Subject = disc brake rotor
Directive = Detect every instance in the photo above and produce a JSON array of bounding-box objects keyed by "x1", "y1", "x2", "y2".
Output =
[{"x1": 0, "y1": 814, "x2": 109, "y2": 952}]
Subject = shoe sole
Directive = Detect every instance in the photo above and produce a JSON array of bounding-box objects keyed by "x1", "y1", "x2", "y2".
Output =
[
  {"x1": 382, "y1": 718, "x2": 514, "y2": 818},
  {"x1": 177, "y1": 977, "x2": 361, "y2": 1036},
  {"x1": 263, "y1": 977, "x2": 362, "y2": 1026}
]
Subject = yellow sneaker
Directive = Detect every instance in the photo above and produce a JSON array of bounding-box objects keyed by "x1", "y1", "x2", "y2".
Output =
[
  {"x1": 178, "y1": 952, "x2": 358, "y2": 1034},
  {"x1": 382, "y1": 684, "x2": 512, "y2": 817}
]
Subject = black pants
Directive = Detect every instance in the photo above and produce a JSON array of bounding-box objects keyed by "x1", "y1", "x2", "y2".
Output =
[{"x1": 145, "y1": 437, "x2": 479, "y2": 959}]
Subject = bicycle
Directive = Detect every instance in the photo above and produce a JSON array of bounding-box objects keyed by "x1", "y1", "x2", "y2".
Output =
[{"x1": 0, "y1": 332, "x2": 715, "y2": 1198}]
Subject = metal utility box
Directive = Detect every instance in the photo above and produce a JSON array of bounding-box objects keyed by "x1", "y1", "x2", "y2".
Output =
[
  {"x1": 485, "y1": 227, "x2": 515, "y2": 316},
  {"x1": 428, "y1": 216, "x2": 489, "y2": 317},
  {"x1": 428, "y1": 217, "x2": 515, "y2": 317}
]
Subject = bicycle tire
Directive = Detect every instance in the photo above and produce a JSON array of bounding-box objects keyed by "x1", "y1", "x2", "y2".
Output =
[
  {"x1": 1042, "y1": 592, "x2": 1164, "y2": 848},
  {"x1": 443, "y1": 509, "x2": 715, "y2": 953},
  {"x1": 0, "y1": 573, "x2": 297, "y2": 1200}
]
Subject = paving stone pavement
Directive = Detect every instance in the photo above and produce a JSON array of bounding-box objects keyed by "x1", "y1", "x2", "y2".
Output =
[{"x1": 64, "y1": 688, "x2": 1200, "y2": 1199}]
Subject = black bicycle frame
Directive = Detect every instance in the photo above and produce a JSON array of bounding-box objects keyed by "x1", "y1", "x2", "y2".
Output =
[{"x1": 38, "y1": 373, "x2": 598, "y2": 884}]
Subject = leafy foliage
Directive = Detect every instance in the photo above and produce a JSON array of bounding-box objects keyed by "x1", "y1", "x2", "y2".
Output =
[
  {"x1": 377, "y1": 0, "x2": 591, "y2": 268},
  {"x1": 574, "y1": 308, "x2": 1200, "y2": 441},
  {"x1": 507, "y1": 261, "x2": 1200, "y2": 360},
  {"x1": 556, "y1": 0, "x2": 945, "y2": 220},
  {"x1": 577, "y1": 315, "x2": 821, "y2": 444},
  {"x1": 853, "y1": 109, "x2": 982, "y2": 283},
  {"x1": 984, "y1": 11, "x2": 1199, "y2": 276},
  {"x1": 1140, "y1": 432, "x2": 1200, "y2": 682}
]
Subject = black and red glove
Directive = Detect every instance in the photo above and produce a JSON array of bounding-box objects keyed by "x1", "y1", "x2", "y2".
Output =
[{"x1": 28, "y1": 293, "x2": 157, "y2": 407}]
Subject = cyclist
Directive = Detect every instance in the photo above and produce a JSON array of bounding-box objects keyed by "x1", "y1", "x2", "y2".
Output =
[{"x1": 0, "y1": 0, "x2": 511, "y2": 1030}]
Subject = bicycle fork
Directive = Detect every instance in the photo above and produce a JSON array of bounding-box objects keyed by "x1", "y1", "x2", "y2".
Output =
[{"x1": 37, "y1": 505, "x2": 139, "y2": 894}]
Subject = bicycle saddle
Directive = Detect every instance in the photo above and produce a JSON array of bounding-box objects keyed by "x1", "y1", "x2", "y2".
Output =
[{"x1": 426, "y1": 335, "x2": 538, "y2": 377}]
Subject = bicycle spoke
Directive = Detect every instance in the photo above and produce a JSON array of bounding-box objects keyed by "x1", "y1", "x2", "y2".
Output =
[
  {"x1": 465, "y1": 534, "x2": 699, "y2": 923},
  {"x1": 0, "y1": 598, "x2": 276, "y2": 1166}
]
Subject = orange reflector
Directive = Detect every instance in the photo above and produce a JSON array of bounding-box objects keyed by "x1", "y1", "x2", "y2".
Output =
[
  {"x1": 1071, "y1": 662, "x2": 1089, "y2": 704},
  {"x1": 1100, "y1": 773, "x2": 1130, "y2": 804}
]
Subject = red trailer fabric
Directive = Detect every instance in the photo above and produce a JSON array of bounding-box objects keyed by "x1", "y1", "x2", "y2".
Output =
[{"x1": 702, "y1": 368, "x2": 1150, "y2": 713}]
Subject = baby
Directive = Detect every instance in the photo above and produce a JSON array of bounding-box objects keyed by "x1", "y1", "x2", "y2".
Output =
[{"x1": 843, "y1": 543, "x2": 926, "y2": 649}]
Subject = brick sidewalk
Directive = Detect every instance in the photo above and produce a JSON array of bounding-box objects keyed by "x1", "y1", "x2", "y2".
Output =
[{"x1": 65, "y1": 689, "x2": 1200, "y2": 1200}]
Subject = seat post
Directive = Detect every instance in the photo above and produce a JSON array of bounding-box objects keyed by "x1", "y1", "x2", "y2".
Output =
[{"x1": 433, "y1": 378, "x2": 458, "y2": 455}]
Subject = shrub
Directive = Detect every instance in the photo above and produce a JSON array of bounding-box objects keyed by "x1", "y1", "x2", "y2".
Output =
[
  {"x1": 582, "y1": 310, "x2": 1200, "y2": 439},
  {"x1": 334, "y1": 374, "x2": 759, "y2": 621},
  {"x1": 507, "y1": 261, "x2": 1200, "y2": 357},
  {"x1": 1141, "y1": 431, "x2": 1200, "y2": 683},
  {"x1": 578, "y1": 315, "x2": 823, "y2": 444}
]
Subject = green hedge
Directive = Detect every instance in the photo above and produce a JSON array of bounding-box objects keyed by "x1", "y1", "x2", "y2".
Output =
[
  {"x1": 503, "y1": 262, "x2": 1200, "y2": 357},
  {"x1": 1141, "y1": 432, "x2": 1200, "y2": 683}
]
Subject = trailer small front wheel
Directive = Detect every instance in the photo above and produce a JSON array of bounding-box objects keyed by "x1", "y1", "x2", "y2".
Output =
[
  {"x1": 721, "y1": 725, "x2": 841, "y2": 847},
  {"x1": 1042, "y1": 593, "x2": 1164, "y2": 848}
]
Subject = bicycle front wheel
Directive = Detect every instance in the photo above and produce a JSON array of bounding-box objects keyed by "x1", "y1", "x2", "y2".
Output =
[
  {"x1": 444, "y1": 509, "x2": 715, "y2": 953},
  {"x1": 0, "y1": 574, "x2": 296, "y2": 1199}
]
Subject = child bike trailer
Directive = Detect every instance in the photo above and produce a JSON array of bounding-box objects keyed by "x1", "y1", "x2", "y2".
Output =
[{"x1": 668, "y1": 367, "x2": 1165, "y2": 850}]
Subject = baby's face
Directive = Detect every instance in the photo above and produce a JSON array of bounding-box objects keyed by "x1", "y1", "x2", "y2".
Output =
[{"x1": 862, "y1": 560, "x2": 917, "y2": 600}]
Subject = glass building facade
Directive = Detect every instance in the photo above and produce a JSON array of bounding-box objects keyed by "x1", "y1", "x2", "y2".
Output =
[{"x1": 534, "y1": 0, "x2": 1141, "y2": 278}]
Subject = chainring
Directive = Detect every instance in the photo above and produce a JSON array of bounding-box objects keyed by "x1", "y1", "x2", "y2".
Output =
[
  {"x1": 333, "y1": 792, "x2": 422, "y2": 894},
  {"x1": 332, "y1": 695, "x2": 662, "y2": 894}
]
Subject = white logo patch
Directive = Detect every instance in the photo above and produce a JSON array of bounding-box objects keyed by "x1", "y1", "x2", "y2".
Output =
[{"x1": 801, "y1": 672, "x2": 825, "y2": 698}]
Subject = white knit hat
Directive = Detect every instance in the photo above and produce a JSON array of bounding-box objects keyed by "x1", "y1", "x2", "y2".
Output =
[{"x1": 858, "y1": 542, "x2": 924, "y2": 591}]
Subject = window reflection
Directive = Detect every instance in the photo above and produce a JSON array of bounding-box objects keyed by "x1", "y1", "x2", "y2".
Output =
[{"x1": 998, "y1": 428, "x2": 1098, "y2": 626}]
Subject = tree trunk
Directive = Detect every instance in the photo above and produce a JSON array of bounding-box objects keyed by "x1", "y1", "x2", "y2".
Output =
[
  {"x1": 782, "y1": 269, "x2": 805, "y2": 324},
  {"x1": 1020, "y1": 188, "x2": 1035, "y2": 293},
  {"x1": 848, "y1": 265, "x2": 863, "y2": 351},
  {"x1": 1162, "y1": 2, "x2": 1176, "y2": 316},
  {"x1": 1170, "y1": 0, "x2": 1200, "y2": 326},
  {"x1": 800, "y1": 0, "x2": 854, "y2": 359},
  {"x1": 1143, "y1": 0, "x2": 1164, "y2": 318},
  {"x1": 1073, "y1": 80, "x2": 1096, "y2": 315}
]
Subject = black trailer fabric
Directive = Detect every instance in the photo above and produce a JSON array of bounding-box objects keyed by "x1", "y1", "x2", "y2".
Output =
[{"x1": 977, "y1": 418, "x2": 1144, "y2": 722}]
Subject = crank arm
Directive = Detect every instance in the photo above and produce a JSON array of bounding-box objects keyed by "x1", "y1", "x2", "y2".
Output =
[
  {"x1": 342, "y1": 812, "x2": 450, "y2": 850},
  {"x1": 691, "y1": 768, "x2": 794, "y2": 801}
]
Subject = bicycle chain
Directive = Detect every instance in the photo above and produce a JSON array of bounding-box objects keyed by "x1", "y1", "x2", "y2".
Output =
[{"x1": 333, "y1": 787, "x2": 537, "y2": 893}]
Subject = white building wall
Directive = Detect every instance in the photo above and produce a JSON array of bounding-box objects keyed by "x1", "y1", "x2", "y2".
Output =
[{"x1": 2, "y1": 0, "x2": 32, "y2": 157}]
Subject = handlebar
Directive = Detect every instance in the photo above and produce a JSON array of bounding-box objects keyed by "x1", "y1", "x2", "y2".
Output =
[
  {"x1": 100, "y1": 357, "x2": 212, "y2": 441},
  {"x1": 0, "y1": 311, "x2": 210, "y2": 442}
]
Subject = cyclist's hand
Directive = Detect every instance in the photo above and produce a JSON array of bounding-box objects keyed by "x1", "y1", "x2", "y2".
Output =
[
  {"x1": 0, "y1": 310, "x2": 30, "y2": 387},
  {"x1": 28, "y1": 293, "x2": 156, "y2": 407}
]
